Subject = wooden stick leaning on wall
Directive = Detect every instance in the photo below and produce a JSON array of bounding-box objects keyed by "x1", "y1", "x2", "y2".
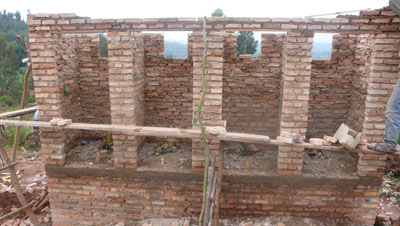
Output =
[{"x1": 12, "y1": 35, "x2": 32, "y2": 162}]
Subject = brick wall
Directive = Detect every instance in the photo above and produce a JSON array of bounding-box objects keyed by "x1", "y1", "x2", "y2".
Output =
[
  {"x1": 223, "y1": 33, "x2": 284, "y2": 138},
  {"x1": 46, "y1": 166, "x2": 382, "y2": 225},
  {"x1": 108, "y1": 31, "x2": 145, "y2": 169},
  {"x1": 191, "y1": 31, "x2": 224, "y2": 173},
  {"x1": 27, "y1": 7, "x2": 400, "y2": 225},
  {"x1": 143, "y1": 34, "x2": 193, "y2": 129},
  {"x1": 362, "y1": 33, "x2": 400, "y2": 142},
  {"x1": 347, "y1": 34, "x2": 373, "y2": 132},
  {"x1": 307, "y1": 34, "x2": 356, "y2": 138}
]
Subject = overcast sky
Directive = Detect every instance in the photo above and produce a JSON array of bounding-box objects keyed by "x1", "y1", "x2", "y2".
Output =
[
  {"x1": 1, "y1": 0, "x2": 390, "y2": 42},
  {"x1": 2, "y1": 0, "x2": 389, "y2": 19}
]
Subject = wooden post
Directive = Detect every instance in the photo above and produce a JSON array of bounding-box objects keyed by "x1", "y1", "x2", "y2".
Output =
[
  {"x1": 214, "y1": 141, "x2": 224, "y2": 226},
  {"x1": 12, "y1": 35, "x2": 32, "y2": 162}
]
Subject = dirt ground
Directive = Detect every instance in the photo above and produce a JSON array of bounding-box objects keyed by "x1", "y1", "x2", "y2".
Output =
[
  {"x1": 130, "y1": 216, "x2": 366, "y2": 226},
  {"x1": 0, "y1": 147, "x2": 51, "y2": 225}
]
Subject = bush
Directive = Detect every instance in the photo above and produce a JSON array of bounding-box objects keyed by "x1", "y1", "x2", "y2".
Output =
[
  {"x1": 3, "y1": 124, "x2": 32, "y2": 148},
  {"x1": 0, "y1": 95, "x2": 16, "y2": 106}
]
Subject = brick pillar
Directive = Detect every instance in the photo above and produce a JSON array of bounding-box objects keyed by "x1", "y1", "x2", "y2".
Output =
[
  {"x1": 278, "y1": 31, "x2": 314, "y2": 175},
  {"x1": 362, "y1": 34, "x2": 400, "y2": 142},
  {"x1": 192, "y1": 30, "x2": 224, "y2": 173},
  {"x1": 31, "y1": 31, "x2": 87, "y2": 165},
  {"x1": 357, "y1": 150, "x2": 387, "y2": 178},
  {"x1": 108, "y1": 31, "x2": 145, "y2": 169}
]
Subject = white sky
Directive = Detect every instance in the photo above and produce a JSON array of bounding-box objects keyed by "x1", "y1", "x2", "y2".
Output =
[{"x1": 1, "y1": 0, "x2": 390, "y2": 42}]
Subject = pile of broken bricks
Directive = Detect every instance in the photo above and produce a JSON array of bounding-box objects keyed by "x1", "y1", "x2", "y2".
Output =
[
  {"x1": 49, "y1": 118, "x2": 72, "y2": 126},
  {"x1": 278, "y1": 123, "x2": 366, "y2": 151}
]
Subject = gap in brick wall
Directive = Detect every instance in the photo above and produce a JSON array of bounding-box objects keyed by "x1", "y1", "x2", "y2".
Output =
[
  {"x1": 312, "y1": 33, "x2": 336, "y2": 60},
  {"x1": 143, "y1": 31, "x2": 192, "y2": 58},
  {"x1": 98, "y1": 33, "x2": 108, "y2": 57},
  {"x1": 235, "y1": 31, "x2": 285, "y2": 58}
]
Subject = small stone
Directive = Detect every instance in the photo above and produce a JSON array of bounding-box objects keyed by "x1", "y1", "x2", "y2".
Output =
[
  {"x1": 277, "y1": 136, "x2": 294, "y2": 144},
  {"x1": 239, "y1": 221, "x2": 253, "y2": 226},
  {"x1": 281, "y1": 131, "x2": 301, "y2": 139},
  {"x1": 277, "y1": 222, "x2": 285, "y2": 226},
  {"x1": 323, "y1": 135, "x2": 338, "y2": 144}
]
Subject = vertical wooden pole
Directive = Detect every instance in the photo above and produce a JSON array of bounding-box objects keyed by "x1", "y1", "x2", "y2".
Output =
[{"x1": 214, "y1": 141, "x2": 224, "y2": 225}]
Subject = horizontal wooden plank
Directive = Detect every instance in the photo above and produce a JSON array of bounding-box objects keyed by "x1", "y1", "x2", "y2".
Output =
[
  {"x1": 0, "y1": 106, "x2": 38, "y2": 119},
  {"x1": 0, "y1": 119, "x2": 344, "y2": 151}
]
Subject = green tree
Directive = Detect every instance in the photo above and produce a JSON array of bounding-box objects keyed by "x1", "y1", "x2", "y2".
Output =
[
  {"x1": 0, "y1": 35, "x2": 20, "y2": 97},
  {"x1": 99, "y1": 33, "x2": 108, "y2": 57},
  {"x1": 211, "y1": 8, "x2": 225, "y2": 17},
  {"x1": 236, "y1": 31, "x2": 258, "y2": 56}
]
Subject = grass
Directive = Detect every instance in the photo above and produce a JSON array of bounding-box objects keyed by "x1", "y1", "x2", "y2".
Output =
[{"x1": 0, "y1": 105, "x2": 34, "y2": 149}]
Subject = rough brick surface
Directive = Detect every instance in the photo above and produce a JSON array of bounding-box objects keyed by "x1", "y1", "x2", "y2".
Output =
[
  {"x1": 46, "y1": 170, "x2": 381, "y2": 225},
  {"x1": 108, "y1": 31, "x2": 145, "y2": 169}
]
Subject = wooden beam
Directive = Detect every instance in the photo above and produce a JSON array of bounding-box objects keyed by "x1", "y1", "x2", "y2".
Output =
[
  {"x1": 0, "y1": 161, "x2": 18, "y2": 171},
  {"x1": 0, "y1": 119, "x2": 344, "y2": 151},
  {"x1": 0, "y1": 106, "x2": 37, "y2": 119},
  {"x1": 0, "y1": 200, "x2": 34, "y2": 221}
]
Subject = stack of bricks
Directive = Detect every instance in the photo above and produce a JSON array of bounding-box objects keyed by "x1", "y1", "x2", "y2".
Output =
[
  {"x1": 143, "y1": 34, "x2": 193, "y2": 129},
  {"x1": 191, "y1": 30, "x2": 224, "y2": 173},
  {"x1": 223, "y1": 33, "x2": 284, "y2": 138},
  {"x1": 277, "y1": 31, "x2": 314, "y2": 175},
  {"x1": 108, "y1": 31, "x2": 145, "y2": 169}
]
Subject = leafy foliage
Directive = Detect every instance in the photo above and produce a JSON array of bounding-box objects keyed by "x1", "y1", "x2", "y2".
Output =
[
  {"x1": 99, "y1": 33, "x2": 108, "y2": 57},
  {"x1": 237, "y1": 31, "x2": 258, "y2": 56},
  {"x1": 0, "y1": 10, "x2": 28, "y2": 66},
  {"x1": 0, "y1": 10, "x2": 35, "y2": 106},
  {"x1": 211, "y1": 8, "x2": 225, "y2": 17}
]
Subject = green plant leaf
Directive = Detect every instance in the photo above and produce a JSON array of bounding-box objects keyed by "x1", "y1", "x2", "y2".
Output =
[
  {"x1": 63, "y1": 85, "x2": 70, "y2": 95},
  {"x1": 192, "y1": 118, "x2": 198, "y2": 126}
]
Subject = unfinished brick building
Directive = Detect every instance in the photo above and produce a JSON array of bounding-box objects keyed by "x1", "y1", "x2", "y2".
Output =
[{"x1": 28, "y1": 7, "x2": 400, "y2": 225}]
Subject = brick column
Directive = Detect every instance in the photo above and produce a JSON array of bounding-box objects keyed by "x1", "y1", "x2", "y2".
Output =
[
  {"x1": 357, "y1": 149, "x2": 387, "y2": 178},
  {"x1": 278, "y1": 31, "x2": 314, "y2": 175},
  {"x1": 192, "y1": 30, "x2": 224, "y2": 173},
  {"x1": 362, "y1": 34, "x2": 400, "y2": 142},
  {"x1": 108, "y1": 31, "x2": 145, "y2": 169}
]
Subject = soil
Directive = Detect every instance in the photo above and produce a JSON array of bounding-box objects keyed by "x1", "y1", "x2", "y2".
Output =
[
  {"x1": 303, "y1": 149, "x2": 358, "y2": 178},
  {"x1": 130, "y1": 216, "x2": 364, "y2": 226},
  {"x1": 0, "y1": 147, "x2": 51, "y2": 225},
  {"x1": 65, "y1": 140, "x2": 114, "y2": 169},
  {"x1": 138, "y1": 142, "x2": 192, "y2": 172}
]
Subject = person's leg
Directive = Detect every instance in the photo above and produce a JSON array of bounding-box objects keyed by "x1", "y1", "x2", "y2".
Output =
[
  {"x1": 368, "y1": 76, "x2": 400, "y2": 152},
  {"x1": 384, "y1": 76, "x2": 400, "y2": 148}
]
